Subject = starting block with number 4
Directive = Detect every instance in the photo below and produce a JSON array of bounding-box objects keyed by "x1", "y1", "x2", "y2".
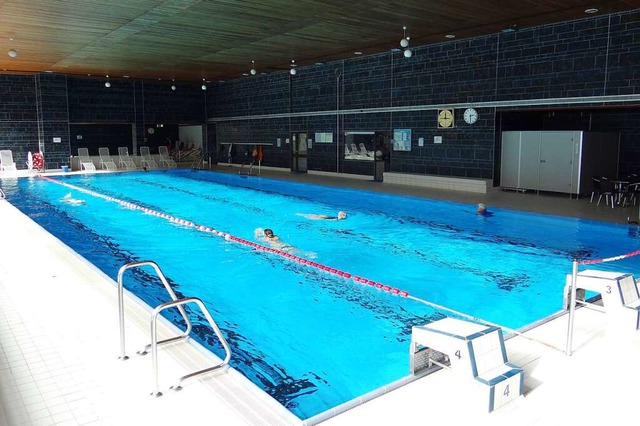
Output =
[{"x1": 410, "y1": 317, "x2": 524, "y2": 412}]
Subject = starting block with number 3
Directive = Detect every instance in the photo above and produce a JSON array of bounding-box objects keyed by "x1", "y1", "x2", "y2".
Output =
[{"x1": 410, "y1": 317, "x2": 524, "y2": 412}]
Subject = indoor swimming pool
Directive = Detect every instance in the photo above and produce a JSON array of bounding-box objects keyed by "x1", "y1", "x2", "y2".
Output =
[{"x1": 3, "y1": 169, "x2": 640, "y2": 420}]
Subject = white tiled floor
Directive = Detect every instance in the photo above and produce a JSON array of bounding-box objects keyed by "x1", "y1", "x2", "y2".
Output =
[{"x1": 2, "y1": 170, "x2": 640, "y2": 426}]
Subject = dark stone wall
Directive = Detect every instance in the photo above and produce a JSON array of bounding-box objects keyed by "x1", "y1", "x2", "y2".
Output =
[
  {"x1": 0, "y1": 75, "x2": 38, "y2": 168},
  {"x1": 210, "y1": 10, "x2": 640, "y2": 181},
  {"x1": 0, "y1": 74, "x2": 207, "y2": 169},
  {"x1": 2, "y1": 10, "x2": 640, "y2": 177}
]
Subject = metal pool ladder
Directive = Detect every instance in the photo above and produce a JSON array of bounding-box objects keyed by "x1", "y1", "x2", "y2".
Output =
[{"x1": 117, "y1": 260, "x2": 232, "y2": 396}]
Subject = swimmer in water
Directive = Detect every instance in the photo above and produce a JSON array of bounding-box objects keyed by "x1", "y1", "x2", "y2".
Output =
[
  {"x1": 61, "y1": 193, "x2": 85, "y2": 206},
  {"x1": 476, "y1": 203, "x2": 493, "y2": 217},
  {"x1": 254, "y1": 228, "x2": 316, "y2": 258},
  {"x1": 297, "y1": 211, "x2": 347, "y2": 221}
]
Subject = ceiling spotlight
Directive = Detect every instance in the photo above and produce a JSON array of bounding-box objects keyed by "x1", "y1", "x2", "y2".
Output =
[
  {"x1": 105, "y1": 75, "x2": 111, "y2": 88},
  {"x1": 290, "y1": 60, "x2": 297, "y2": 75},
  {"x1": 404, "y1": 49, "x2": 413, "y2": 58},
  {"x1": 8, "y1": 49, "x2": 17, "y2": 58},
  {"x1": 201, "y1": 78, "x2": 207, "y2": 90},
  {"x1": 250, "y1": 60, "x2": 257, "y2": 75},
  {"x1": 171, "y1": 79, "x2": 176, "y2": 91}
]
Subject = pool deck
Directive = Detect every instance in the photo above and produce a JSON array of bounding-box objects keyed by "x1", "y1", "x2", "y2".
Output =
[{"x1": 1, "y1": 168, "x2": 640, "y2": 425}]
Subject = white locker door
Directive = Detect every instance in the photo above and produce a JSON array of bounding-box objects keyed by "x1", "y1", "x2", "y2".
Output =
[
  {"x1": 539, "y1": 131, "x2": 575, "y2": 193},
  {"x1": 519, "y1": 131, "x2": 541, "y2": 191},
  {"x1": 500, "y1": 132, "x2": 521, "y2": 189}
]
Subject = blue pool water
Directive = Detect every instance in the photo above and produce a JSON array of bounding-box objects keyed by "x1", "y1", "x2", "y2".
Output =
[{"x1": 3, "y1": 170, "x2": 640, "y2": 419}]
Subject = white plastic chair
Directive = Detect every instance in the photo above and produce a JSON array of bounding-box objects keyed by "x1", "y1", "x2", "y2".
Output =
[
  {"x1": 98, "y1": 147, "x2": 118, "y2": 171},
  {"x1": 0, "y1": 150, "x2": 17, "y2": 172},
  {"x1": 117, "y1": 147, "x2": 137, "y2": 170},
  {"x1": 158, "y1": 146, "x2": 177, "y2": 168},
  {"x1": 140, "y1": 146, "x2": 159, "y2": 170},
  {"x1": 77, "y1": 148, "x2": 96, "y2": 171}
]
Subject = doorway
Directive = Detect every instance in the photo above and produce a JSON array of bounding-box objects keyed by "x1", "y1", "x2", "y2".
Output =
[{"x1": 291, "y1": 132, "x2": 308, "y2": 173}]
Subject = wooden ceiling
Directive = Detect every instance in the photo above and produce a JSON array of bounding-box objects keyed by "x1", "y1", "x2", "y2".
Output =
[{"x1": 0, "y1": 0, "x2": 639, "y2": 84}]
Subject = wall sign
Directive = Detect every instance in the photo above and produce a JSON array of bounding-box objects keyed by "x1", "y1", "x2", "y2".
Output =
[{"x1": 393, "y1": 129, "x2": 411, "y2": 151}]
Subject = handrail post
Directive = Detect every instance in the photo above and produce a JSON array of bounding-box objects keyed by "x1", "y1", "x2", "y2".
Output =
[
  {"x1": 150, "y1": 297, "x2": 232, "y2": 395},
  {"x1": 565, "y1": 259, "x2": 579, "y2": 355},
  {"x1": 117, "y1": 260, "x2": 193, "y2": 360},
  {"x1": 151, "y1": 305, "x2": 162, "y2": 397}
]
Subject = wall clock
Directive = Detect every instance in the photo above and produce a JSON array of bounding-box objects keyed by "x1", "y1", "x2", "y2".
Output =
[
  {"x1": 464, "y1": 108, "x2": 478, "y2": 124},
  {"x1": 147, "y1": 127, "x2": 155, "y2": 134},
  {"x1": 437, "y1": 109, "x2": 454, "y2": 128}
]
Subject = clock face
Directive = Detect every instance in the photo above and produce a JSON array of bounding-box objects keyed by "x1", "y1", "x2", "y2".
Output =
[
  {"x1": 437, "y1": 109, "x2": 454, "y2": 128},
  {"x1": 147, "y1": 127, "x2": 155, "y2": 134},
  {"x1": 464, "y1": 108, "x2": 478, "y2": 124}
]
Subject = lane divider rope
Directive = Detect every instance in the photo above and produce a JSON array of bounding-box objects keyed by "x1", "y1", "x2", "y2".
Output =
[
  {"x1": 40, "y1": 176, "x2": 410, "y2": 297},
  {"x1": 578, "y1": 249, "x2": 640, "y2": 265}
]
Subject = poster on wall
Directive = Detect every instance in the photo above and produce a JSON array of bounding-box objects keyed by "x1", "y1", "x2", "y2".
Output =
[
  {"x1": 393, "y1": 129, "x2": 412, "y2": 151},
  {"x1": 314, "y1": 132, "x2": 333, "y2": 143}
]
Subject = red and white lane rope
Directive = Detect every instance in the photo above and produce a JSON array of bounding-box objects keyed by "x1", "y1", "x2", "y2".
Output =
[
  {"x1": 578, "y1": 249, "x2": 640, "y2": 265},
  {"x1": 40, "y1": 176, "x2": 410, "y2": 297}
]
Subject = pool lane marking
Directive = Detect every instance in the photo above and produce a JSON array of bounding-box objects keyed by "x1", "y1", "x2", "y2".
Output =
[
  {"x1": 578, "y1": 249, "x2": 640, "y2": 265},
  {"x1": 40, "y1": 176, "x2": 409, "y2": 297}
]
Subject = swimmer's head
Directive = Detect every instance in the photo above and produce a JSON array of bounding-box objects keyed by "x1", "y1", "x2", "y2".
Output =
[
  {"x1": 264, "y1": 228, "x2": 274, "y2": 237},
  {"x1": 477, "y1": 203, "x2": 486, "y2": 213},
  {"x1": 337, "y1": 211, "x2": 347, "y2": 220}
]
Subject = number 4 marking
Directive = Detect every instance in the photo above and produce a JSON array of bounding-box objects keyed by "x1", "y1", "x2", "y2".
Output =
[
  {"x1": 503, "y1": 385, "x2": 510, "y2": 397},
  {"x1": 455, "y1": 350, "x2": 461, "y2": 359}
]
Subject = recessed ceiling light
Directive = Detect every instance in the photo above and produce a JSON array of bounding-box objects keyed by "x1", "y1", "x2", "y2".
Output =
[
  {"x1": 123, "y1": 75, "x2": 129, "y2": 78},
  {"x1": 242, "y1": 72, "x2": 249, "y2": 76},
  {"x1": 585, "y1": 8, "x2": 598, "y2": 14},
  {"x1": 445, "y1": 34, "x2": 456, "y2": 39},
  {"x1": 354, "y1": 51, "x2": 363, "y2": 55}
]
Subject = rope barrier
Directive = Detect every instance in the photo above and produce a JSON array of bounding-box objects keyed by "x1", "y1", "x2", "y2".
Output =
[
  {"x1": 40, "y1": 176, "x2": 410, "y2": 297},
  {"x1": 578, "y1": 249, "x2": 640, "y2": 265}
]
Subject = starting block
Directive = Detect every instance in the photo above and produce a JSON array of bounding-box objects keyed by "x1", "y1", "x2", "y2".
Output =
[
  {"x1": 564, "y1": 269, "x2": 640, "y2": 332},
  {"x1": 410, "y1": 317, "x2": 523, "y2": 412}
]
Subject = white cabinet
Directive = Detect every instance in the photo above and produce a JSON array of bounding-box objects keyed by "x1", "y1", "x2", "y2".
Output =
[{"x1": 500, "y1": 131, "x2": 619, "y2": 195}]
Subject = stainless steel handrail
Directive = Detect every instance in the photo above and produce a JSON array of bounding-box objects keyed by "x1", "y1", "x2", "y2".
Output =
[
  {"x1": 150, "y1": 297, "x2": 232, "y2": 396},
  {"x1": 117, "y1": 260, "x2": 193, "y2": 360},
  {"x1": 0, "y1": 188, "x2": 5, "y2": 199}
]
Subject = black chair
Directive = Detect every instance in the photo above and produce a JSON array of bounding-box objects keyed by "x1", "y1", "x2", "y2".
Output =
[
  {"x1": 597, "y1": 178, "x2": 616, "y2": 208},
  {"x1": 622, "y1": 182, "x2": 640, "y2": 207},
  {"x1": 590, "y1": 176, "x2": 601, "y2": 203}
]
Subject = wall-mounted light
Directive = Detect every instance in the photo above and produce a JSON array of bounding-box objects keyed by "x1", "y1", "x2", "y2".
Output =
[
  {"x1": 171, "y1": 79, "x2": 176, "y2": 91},
  {"x1": 105, "y1": 75, "x2": 111, "y2": 88},
  {"x1": 290, "y1": 60, "x2": 297, "y2": 75},
  {"x1": 400, "y1": 26, "x2": 409, "y2": 48},
  {"x1": 201, "y1": 78, "x2": 207, "y2": 90},
  {"x1": 250, "y1": 60, "x2": 257, "y2": 75},
  {"x1": 400, "y1": 26, "x2": 412, "y2": 58},
  {"x1": 7, "y1": 49, "x2": 17, "y2": 58}
]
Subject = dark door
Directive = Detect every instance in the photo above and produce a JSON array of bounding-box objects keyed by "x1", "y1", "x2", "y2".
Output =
[{"x1": 291, "y1": 133, "x2": 308, "y2": 173}]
